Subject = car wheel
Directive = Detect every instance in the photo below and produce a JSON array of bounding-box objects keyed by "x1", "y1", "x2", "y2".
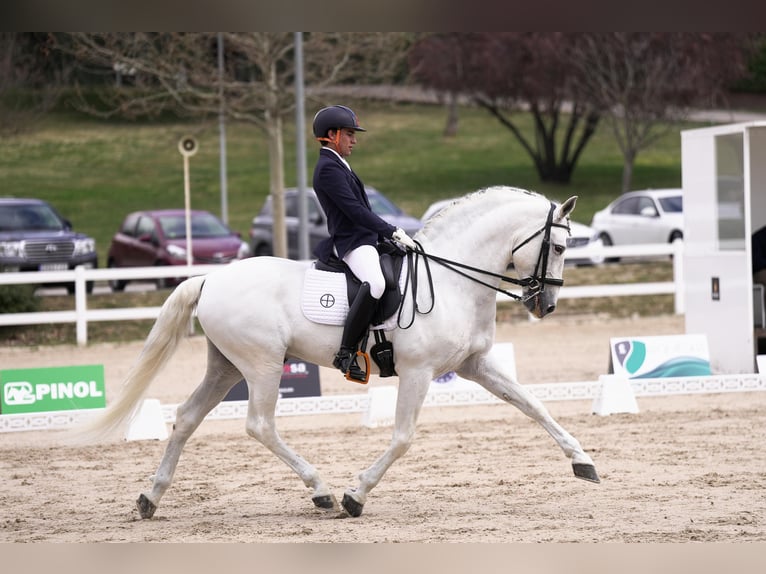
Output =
[
  {"x1": 66, "y1": 277, "x2": 96, "y2": 294},
  {"x1": 107, "y1": 259, "x2": 127, "y2": 292},
  {"x1": 253, "y1": 243, "x2": 273, "y2": 257},
  {"x1": 155, "y1": 261, "x2": 170, "y2": 290},
  {"x1": 600, "y1": 233, "x2": 620, "y2": 263}
]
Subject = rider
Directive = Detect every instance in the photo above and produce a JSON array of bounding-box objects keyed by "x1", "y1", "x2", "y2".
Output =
[{"x1": 312, "y1": 104, "x2": 416, "y2": 381}]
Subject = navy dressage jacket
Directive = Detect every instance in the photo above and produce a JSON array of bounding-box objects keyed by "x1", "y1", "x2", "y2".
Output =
[{"x1": 313, "y1": 147, "x2": 396, "y2": 262}]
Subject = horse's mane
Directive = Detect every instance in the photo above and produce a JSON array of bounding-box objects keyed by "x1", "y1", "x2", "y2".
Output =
[{"x1": 421, "y1": 186, "x2": 545, "y2": 237}]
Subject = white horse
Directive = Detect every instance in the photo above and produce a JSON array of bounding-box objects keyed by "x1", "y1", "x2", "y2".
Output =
[{"x1": 77, "y1": 185, "x2": 599, "y2": 519}]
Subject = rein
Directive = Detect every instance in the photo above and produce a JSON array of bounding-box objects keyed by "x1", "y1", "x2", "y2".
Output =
[{"x1": 396, "y1": 201, "x2": 570, "y2": 329}]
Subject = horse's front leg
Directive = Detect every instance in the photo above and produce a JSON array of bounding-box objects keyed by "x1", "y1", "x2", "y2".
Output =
[
  {"x1": 457, "y1": 352, "x2": 600, "y2": 483},
  {"x1": 341, "y1": 371, "x2": 433, "y2": 518},
  {"x1": 241, "y1": 361, "x2": 338, "y2": 512}
]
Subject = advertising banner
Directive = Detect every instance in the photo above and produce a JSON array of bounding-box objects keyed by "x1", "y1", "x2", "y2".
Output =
[
  {"x1": 609, "y1": 334, "x2": 711, "y2": 379},
  {"x1": 1, "y1": 364, "x2": 106, "y2": 415},
  {"x1": 223, "y1": 359, "x2": 321, "y2": 401}
]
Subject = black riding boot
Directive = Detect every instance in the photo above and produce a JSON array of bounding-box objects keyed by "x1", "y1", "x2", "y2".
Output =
[{"x1": 333, "y1": 282, "x2": 378, "y2": 381}]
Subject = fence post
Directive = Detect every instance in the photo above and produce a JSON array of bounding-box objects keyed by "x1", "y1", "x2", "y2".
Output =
[
  {"x1": 672, "y1": 240, "x2": 684, "y2": 315},
  {"x1": 75, "y1": 265, "x2": 88, "y2": 346}
]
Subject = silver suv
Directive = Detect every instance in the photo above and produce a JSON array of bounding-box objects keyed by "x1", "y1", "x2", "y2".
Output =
[
  {"x1": 0, "y1": 198, "x2": 98, "y2": 293},
  {"x1": 249, "y1": 186, "x2": 423, "y2": 259}
]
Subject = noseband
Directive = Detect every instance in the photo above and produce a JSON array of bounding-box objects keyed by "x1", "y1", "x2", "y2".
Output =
[{"x1": 511, "y1": 202, "x2": 570, "y2": 298}]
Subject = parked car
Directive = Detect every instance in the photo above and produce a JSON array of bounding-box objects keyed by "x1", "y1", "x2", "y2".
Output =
[
  {"x1": 590, "y1": 189, "x2": 684, "y2": 247},
  {"x1": 250, "y1": 186, "x2": 423, "y2": 259},
  {"x1": 421, "y1": 198, "x2": 604, "y2": 266},
  {"x1": 0, "y1": 197, "x2": 98, "y2": 293},
  {"x1": 107, "y1": 209, "x2": 251, "y2": 291}
]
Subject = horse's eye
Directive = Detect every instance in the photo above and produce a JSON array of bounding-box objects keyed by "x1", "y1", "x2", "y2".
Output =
[{"x1": 553, "y1": 244, "x2": 565, "y2": 256}]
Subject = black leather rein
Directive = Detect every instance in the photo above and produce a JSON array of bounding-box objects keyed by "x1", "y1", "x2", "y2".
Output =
[{"x1": 396, "y1": 202, "x2": 570, "y2": 328}]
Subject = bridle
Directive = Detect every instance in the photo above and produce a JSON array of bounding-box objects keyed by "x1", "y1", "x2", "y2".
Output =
[{"x1": 397, "y1": 201, "x2": 570, "y2": 328}]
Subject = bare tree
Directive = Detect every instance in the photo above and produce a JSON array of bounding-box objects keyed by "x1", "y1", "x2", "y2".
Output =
[
  {"x1": 59, "y1": 32, "x2": 408, "y2": 258},
  {"x1": 409, "y1": 33, "x2": 601, "y2": 184},
  {"x1": 572, "y1": 33, "x2": 752, "y2": 192},
  {"x1": 0, "y1": 33, "x2": 71, "y2": 135}
]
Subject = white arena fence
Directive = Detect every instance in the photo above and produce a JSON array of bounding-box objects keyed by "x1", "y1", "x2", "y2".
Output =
[
  {"x1": 0, "y1": 242, "x2": 684, "y2": 346},
  {"x1": 1, "y1": 372, "x2": 764, "y2": 434}
]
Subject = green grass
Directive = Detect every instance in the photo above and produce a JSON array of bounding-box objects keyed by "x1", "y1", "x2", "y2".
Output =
[
  {"x1": 0, "y1": 101, "x2": 691, "y2": 346},
  {"x1": 0, "y1": 101, "x2": 692, "y2": 266}
]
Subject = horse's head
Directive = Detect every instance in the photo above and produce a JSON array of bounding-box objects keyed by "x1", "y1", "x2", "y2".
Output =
[{"x1": 512, "y1": 196, "x2": 578, "y2": 319}]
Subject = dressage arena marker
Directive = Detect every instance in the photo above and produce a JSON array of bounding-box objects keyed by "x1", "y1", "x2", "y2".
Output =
[
  {"x1": 361, "y1": 385, "x2": 398, "y2": 428},
  {"x1": 591, "y1": 375, "x2": 640, "y2": 416},
  {"x1": 1, "y1": 372, "x2": 765, "y2": 433},
  {"x1": 124, "y1": 399, "x2": 168, "y2": 441}
]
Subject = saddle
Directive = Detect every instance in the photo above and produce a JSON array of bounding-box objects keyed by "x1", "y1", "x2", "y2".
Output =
[
  {"x1": 314, "y1": 244, "x2": 405, "y2": 326},
  {"x1": 313, "y1": 243, "x2": 406, "y2": 378}
]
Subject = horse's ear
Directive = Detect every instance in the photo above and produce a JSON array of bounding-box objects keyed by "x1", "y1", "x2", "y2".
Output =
[{"x1": 555, "y1": 196, "x2": 578, "y2": 221}]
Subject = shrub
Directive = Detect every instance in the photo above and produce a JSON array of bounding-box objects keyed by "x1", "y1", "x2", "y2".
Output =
[{"x1": 0, "y1": 284, "x2": 39, "y2": 313}]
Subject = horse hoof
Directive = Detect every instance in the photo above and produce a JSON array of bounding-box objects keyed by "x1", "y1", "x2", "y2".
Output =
[
  {"x1": 136, "y1": 493, "x2": 157, "y2": 519},
  {"x1": 573, "y1": 463, "x2": 601, "y2": 483},
  {"x1": 341, "y1": 493, "x2": 364, "y2": 517},
  {"x1": 312, "y1": 494, "x2": 338, "y2": 511}
]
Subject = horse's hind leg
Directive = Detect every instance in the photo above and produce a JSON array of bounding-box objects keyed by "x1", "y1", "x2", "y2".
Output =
[
  {"x1": 137, "y1": 339, "x2": 242, "y2": 518},
  {"x1": 238, "y1": 360, "x2": 338, "y2": 512},
  {"x1": 457, "y1": 352, "x2": 600, "y2": 483}
]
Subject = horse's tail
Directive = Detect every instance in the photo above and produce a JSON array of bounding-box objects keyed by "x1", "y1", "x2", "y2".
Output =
[{"x1": 66, "y1": 274, "x2": 207, "y2": 444}]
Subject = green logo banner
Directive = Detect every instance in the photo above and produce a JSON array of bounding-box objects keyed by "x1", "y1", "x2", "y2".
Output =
[{"x1": 1, "y1": 365, "x2": 106, "y2": 414}]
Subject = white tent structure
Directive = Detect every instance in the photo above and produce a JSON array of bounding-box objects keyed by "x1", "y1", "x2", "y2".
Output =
[{"x1": 681, "y1": 121, "x2": 766, "y2": 374}]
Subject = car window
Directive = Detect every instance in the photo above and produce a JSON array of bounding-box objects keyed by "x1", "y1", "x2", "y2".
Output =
[
  {"x1": 259, "y1": 198, "x2": 273, "y2": 217},
  {"x1": 285, "y1": 195, "x2": 298, "y2": 218},
  {"x1": 658, "y1": 195, "x2": 683, "y2": 213},
  {"x1": 136, "y1": 215, "x2": 156, "y2": 239},
  {"x1": 367, "y1": 192, "x2": 401, "y2": 216},
  {"x1": 637, "y1": 196, "x2": 658, "y2": 216},
  {"x1": 158, "y1": 213, "x2": 230, "y2": 239},
  {"x1": 285, "y1": 194, "x2": 323, "y2": 220},
  {"x1": 611, "y1": 196, "x2": 641, "y2": 215},
  {"x1": 0, "y1": 203, "x2": 64, "y2": 232},
  {"x1": 120, "y1": 213, "x2": 140, "y2": 236}
]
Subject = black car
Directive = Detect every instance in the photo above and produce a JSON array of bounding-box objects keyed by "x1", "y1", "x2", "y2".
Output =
[
  {"x1": 249, "y1": 186, "x2": 423, "y2": 259},
  {"x1": 0, "y1": 198, "x2": 98, "y2": 293}
]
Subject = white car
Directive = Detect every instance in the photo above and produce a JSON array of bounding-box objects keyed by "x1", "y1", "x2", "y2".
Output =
[
  {"x1": 421, "y1": 198, "x2": 604, "y2": 266},
  {"x1": 590, "y1": 188, "x2": 684, "y2": 247}
]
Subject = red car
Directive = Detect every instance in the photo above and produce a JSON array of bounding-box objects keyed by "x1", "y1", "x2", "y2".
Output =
[{"x1": 107, "y1": 209, "x2": 251, "y2": 291}]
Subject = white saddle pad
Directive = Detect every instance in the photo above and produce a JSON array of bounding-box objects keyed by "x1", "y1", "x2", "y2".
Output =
[
  {"x1": 301, "y1": 267, "x2": 350, "y2": 326},
  {"x1": 301, "y1": 264, "x2": 406, "y2": 330}
]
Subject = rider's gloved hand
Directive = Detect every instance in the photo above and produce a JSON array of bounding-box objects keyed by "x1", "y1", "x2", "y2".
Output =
[{"x1": 392, "y1": 228, "x2": 417, "y2": 250}]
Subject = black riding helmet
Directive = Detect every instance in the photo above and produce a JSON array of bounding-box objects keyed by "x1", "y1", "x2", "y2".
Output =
[{"x1": 312, "y1": 105, "x2": 366, "y2": 143}]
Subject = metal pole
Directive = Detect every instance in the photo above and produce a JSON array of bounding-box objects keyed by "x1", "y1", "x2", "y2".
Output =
[
  {"x1": 295, "y1": 32, "x2": 310, "y2": 260},
  {"x1": 183, "y1": 154, "x2": 193, "y2": 267},
  {"x1": 217, "y1": 32, "x2": 229, "y2": 225}
]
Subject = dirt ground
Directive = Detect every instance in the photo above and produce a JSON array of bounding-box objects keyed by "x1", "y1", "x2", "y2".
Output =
[{"x1": 2, "y1": 312, "x2": 765, "y2": 542}]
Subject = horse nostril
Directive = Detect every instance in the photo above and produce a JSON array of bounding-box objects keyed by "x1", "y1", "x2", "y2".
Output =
[{"x1": 546, "y1": 304, "x2": 556, "y2": 315}]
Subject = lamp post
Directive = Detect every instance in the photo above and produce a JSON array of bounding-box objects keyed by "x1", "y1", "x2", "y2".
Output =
[{"x1": 178, "y1": 136, "x2": 199, "y2": 267}]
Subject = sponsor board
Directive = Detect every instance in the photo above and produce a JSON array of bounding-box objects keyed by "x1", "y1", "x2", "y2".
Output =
[
  {"x1": 224, "y1": 359, "x2": 321, "y2": 401},
  {"x1": 1, "y1": 365, "x2": 106, "y2": 414},
  {"x1": 609, "y1": 334, "x2": 711, "y2": 379}
]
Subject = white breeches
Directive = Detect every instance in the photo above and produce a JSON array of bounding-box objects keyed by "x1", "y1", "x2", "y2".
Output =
[{"x1": 342, "y1": 244, "x2": 386, "y2": 299}]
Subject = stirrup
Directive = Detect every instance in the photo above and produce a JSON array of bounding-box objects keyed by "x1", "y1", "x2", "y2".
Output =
[{"x1": 334, "y1": 349, "x2": 370, "y2": 385}]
